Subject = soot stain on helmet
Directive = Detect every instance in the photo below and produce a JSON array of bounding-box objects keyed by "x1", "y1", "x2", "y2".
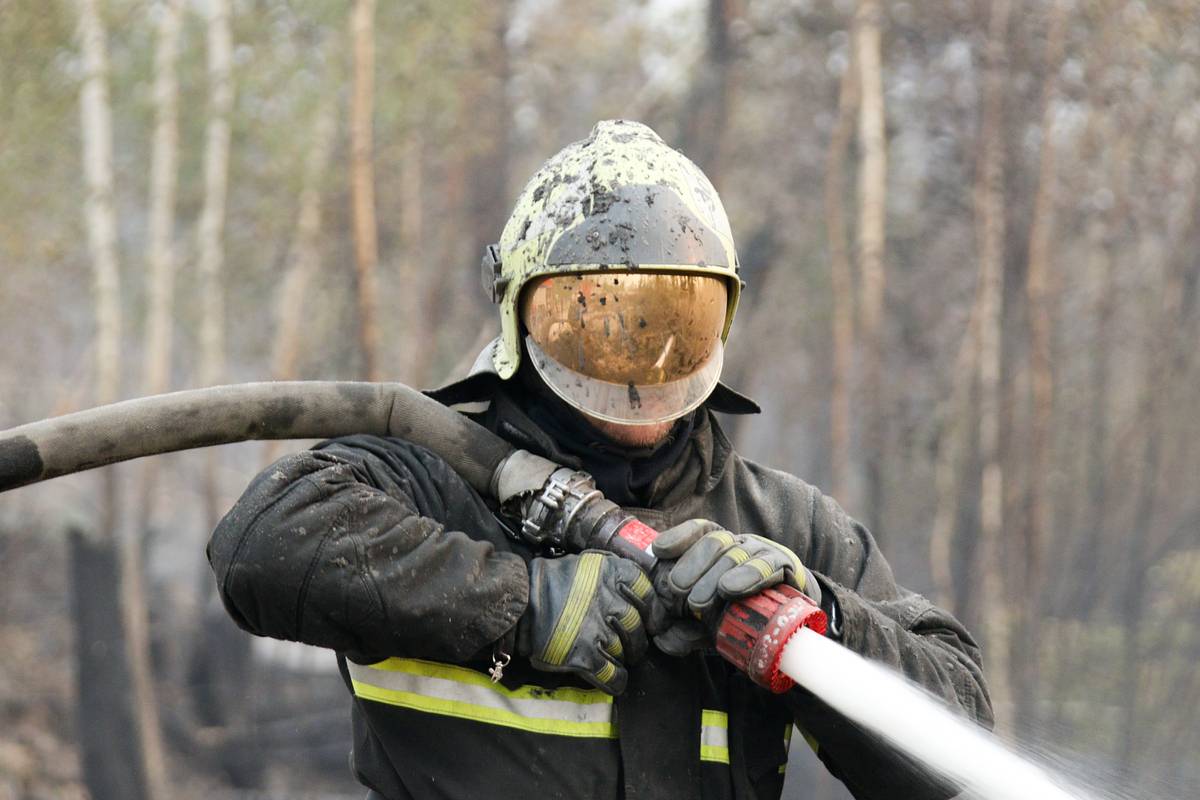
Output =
[{"x1": 584, "y1": 181, "x2": 618, "y2": 217}]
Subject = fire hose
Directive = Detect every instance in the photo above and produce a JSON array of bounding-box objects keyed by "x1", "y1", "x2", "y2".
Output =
[
  {"x1": 0, "y1": 382, "x2": 1092, "y2": 798},
  {"x1": 0, "y1": 381, "x2": 824, "y2": 691}
]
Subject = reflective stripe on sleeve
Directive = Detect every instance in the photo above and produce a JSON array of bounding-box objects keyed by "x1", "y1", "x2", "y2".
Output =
[
  {"x1": 347, "y1": 658, "x2": 616, "y2": 739},
  {"x1": 543, "y1": 552, "x2": 604, "y2": 665},
  {"x1": 700, "y1": 709, "x2": 730, "y2": 763}
]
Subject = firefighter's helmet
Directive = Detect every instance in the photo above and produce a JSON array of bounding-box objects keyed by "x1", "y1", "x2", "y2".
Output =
[{"x1": 482, "y1": 120, "x2": 740, "y2": 424}]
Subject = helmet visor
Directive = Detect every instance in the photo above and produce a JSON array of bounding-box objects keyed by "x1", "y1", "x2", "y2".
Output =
[{"x1": 521, "y1": 273, "x2": 728, "y2": 425}]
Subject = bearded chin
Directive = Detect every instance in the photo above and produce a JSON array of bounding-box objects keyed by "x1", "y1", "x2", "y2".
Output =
[{"x1": 584, "y1": 414, "x2": 675, "y2": 449}]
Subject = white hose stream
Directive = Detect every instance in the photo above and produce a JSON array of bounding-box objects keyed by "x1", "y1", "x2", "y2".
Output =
[{"x1": 781, "y1": 628, "x2": 1092, "y2": 800}]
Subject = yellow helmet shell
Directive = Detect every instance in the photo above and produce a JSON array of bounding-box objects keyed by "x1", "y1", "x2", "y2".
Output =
[{"x1": 484, "y1": 119, "x2": 740, "y2": 379}]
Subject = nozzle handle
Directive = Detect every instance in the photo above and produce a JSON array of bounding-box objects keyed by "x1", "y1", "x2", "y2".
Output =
[{"x1": 602, "y1": 518, "x2": 827, "y2": 692}]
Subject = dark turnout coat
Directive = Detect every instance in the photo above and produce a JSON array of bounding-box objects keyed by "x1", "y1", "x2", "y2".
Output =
[{"x1": 208, "y1": 376, "x2": 992, "y2": 800}]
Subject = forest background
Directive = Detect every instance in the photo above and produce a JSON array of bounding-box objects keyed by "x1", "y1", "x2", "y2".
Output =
[{"x1": 1, "y1": 0, "x2": 1198, "y2": 798}]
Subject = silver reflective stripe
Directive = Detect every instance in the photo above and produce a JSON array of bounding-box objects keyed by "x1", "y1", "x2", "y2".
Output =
[
  {"x1": 346, "y1": 658, "x2": 616, "y2": 738},
  {"x1": 700, "y1": 709, "x2": 730, "y2": 763}
]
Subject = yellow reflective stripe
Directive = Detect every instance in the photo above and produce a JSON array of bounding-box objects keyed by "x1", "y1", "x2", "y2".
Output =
[
  {"x1": 361, "y1": 658, "x2": 612, "y2": 704},
  {"x1": 604, "y1": 637, "x2": 623, "y2": 659},
  {"x1": 618, "y1": 604, "x2": 640, "y2": 632},
  {"x1": 631, "y1": 571, "x2": 652, "y2": 599},
  {"x1": 347, "y1": 658, "x2": 616, "y2": 739},
  {"x1": 746, "y1": 557, "x2": 775, "y2": 581},
  {"x1": 726, "y1": 547, "x2": 750, "y2": 566},
  {"x1": 710, "y1": 530, "x2": 736, "y2": 549},
  {"x1": 595, "y1": 660, "x2": 616, "y2": 685},
  {"x1": 745, "y1": 534, "x2": 803, "y2": 575},
  {"x1": 700, "y1": 709, "x2": 730, "y2": 764},
  {"x1": 543, "y1": 552, "x2": 604, "y2": 665},
  {"x1": 800, "y1": 727, "x2": 819, "y2": 754}
]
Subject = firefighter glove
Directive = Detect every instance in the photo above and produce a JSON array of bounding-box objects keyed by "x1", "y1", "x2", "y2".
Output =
[
  {"x1": 517, "y1": 551, "x2": 656, "y2": 695},
  {"x1": 652, "y1": 518, "x2": 819, "y2": 619}
]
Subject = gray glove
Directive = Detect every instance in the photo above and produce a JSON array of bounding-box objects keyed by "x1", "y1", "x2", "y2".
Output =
[
  {"x1": 517, "y1": 551, "x2": 657, "y2": 695},
  {"x1": 650, "y1": 519, "x2": 820, "y2": 655}
]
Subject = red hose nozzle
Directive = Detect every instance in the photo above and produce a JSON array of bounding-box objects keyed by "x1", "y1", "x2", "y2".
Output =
[{"x1": 715, "y1": 584, "x2": 827, "y2": 693}]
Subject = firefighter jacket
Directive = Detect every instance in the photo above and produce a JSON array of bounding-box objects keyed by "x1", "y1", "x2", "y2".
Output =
[{"x1": 207, "y1": 371, "x2": 992, "y2": 800}]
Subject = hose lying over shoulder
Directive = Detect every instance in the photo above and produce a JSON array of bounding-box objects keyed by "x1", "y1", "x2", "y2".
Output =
[{"x1": 0, "y1": 381, "x2": 514, "y2": 495}]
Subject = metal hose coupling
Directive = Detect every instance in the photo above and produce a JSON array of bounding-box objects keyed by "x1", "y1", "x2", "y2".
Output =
[{"x1": 490, "y1": 451, "x2": 660, "y2": 569}]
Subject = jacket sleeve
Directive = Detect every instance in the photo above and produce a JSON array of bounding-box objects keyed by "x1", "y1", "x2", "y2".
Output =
[
  {"x1": 773, "y1": 482, "x2": 992, "y2": 798},
  {"x1": 206, "y1": 434, "x2": 529, "y2": 663}
]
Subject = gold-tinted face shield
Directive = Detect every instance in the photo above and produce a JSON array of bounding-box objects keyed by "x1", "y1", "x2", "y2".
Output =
[{"x1": 521, "y1": 273, "x2": 729, "y2": 425}]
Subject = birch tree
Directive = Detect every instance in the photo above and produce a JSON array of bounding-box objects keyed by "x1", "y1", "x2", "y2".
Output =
[
  {"x1": 197, "y1": 0, "x2": 232, "y2": 534},
  {"x1": 825, "y1": 48, "x2": 859, "y2": 502},
  {"x1": 262, "y1": 89, "x2": 338, "y2": 466},
  {"x1": 350, "y1": 0, "x2": 382, "y2": 381},
  {"x1": 398, "y1": 133, "x2": 430, "y2": 384},
  {"x1": 854, "y1": 0, "x2": 887, "y2": 534},
  {"x1": 973, "y1": 0, "x2": 1013, "y2": 724},
  {"x1": 119, "y1": 4, "x2": 186, "y2": 796},
  {"x1": 74, "y1": 2, "x2": 154, "y2": 797},
  {"x1": 198, "y1": 0, "x2": 231, "y2": 391},
  {"x1": 141, "y1": 0, "x2": 182, "y2": 401},
  {"x1": 1016, "y1": 0, "x2": 1067, "y2": 732}
]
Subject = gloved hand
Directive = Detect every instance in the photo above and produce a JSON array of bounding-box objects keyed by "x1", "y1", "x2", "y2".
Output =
[
  {"x1": 517, "y1": 551, "x2": 658, "y2": 695},
  {"x1": 650, "y1": 519, "x2": 819, "y2": 655}
]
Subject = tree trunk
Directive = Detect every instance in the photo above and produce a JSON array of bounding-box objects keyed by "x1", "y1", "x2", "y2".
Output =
[
  {"x1": 198, "y1": 0, "x2": 231, "y2": 391},
  {"x1": 398, "y1": 133, "x2": 434, "y2": 385},
  {"x1": 1015, "y1": 0, "x2": 1067, "y2": 735},
  {"x1": 464, "y1": 0, "x2": 513, "y2": 310},
  {"x1": 130, "y1": 6, "x2": 183, "y2": 787},
  {"x1": 1073, "y1": 209, "x2": 1117, "y2": 616},
  {"x1": 271, "y1": 96, "x2": 336, "y2": 384},
  {"x1": 70, "y1": 526, "x2": 148, "y2": 800},
  {"x1": 75, "y1": 2, "x2": 153, "y2": 797},
  {"x1": 973, "y1": 0, "x2": 1013, "y2": 726},
  {"x1": 1118, "y1": 175, "x2": 1196, "y2": 779},
  {"x1": 197, "y1": 0, "x2": 232, "y2": 535},
  {"x1": 678, "y1": 0, "x2": 735, "y2": 184},
  {"x1": 929, "y1": 306, "x2": 981, "y2": 610},
  {"x1": 824, "y1": 46, "x2": 859, "y2": 502},
  {"x1": 136, "y1": 0, "x2": 183, "y2": 618},
  {"x1": 350, "y1": 0, "x2": 382, "y2": 381},
  {"x1": 130, "y1": 3, "x2": 185, "y2": 794},
  {"x1": 854, "y1": 0, "x2": 887, "y2": 536},
  {"x1": 77, "y1": 0, "x2": 120, "y2": 409},
  {"x1": 141, "y1": 0, "x2": 182, "y2": 402},
  {"x1": 262, "y1": 88, "x2": 337, "y2": 465}
]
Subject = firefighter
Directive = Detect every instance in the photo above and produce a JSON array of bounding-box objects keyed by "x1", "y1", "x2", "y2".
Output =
[{"x1": 208, "y1": 120, "x2": 991, "y2": 800}]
